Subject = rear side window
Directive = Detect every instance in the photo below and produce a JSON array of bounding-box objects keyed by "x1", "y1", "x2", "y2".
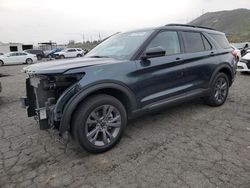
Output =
[
  {"x1": 202, "y1": 35, "x2": 212, "y2": 51},
  {"x1": 210, "y1": 34, "x2": 230, "y2": 49},
  {"x1": 67, "y1": 49, "x2": 76, "y2": 52},
  {"x1": 182, "y1": 32, "x2": 205, "y2": 53}
]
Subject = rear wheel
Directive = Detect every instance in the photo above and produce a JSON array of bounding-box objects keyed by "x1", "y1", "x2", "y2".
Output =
[
  {"x1": 77, "y1": 54, "x2": 82, "y2": 57},
  {"x1": 72, "y1": 94, "x2": 127, "y2": 153},
  {"x1": 26, "y1": 58, "x2": 33, "y2": 64},
  {"x1": 206, "y1": 72, "x2": 229, "y2": 106},
  {"x1": 59, "y1": 55, "x2": 65, "y2": 59},
  {"x1": 0, "y1": 60, "x2": 3, "y2": 66}
]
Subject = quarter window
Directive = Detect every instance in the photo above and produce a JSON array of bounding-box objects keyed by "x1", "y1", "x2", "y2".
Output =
[
  {"x1": 146, "y1": 31, "x2": 181, "y2": 56},
  {"x1": 182, "y1": 32, "x2": 205, "y2": 53},
  {"x1": 210, "y1": 34, "x2": 230, "y2": 49}
]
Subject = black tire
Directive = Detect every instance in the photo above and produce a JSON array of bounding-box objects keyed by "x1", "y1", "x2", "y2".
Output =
[
  {"x1": 48, "y1": 55, "x2": 52, "y2": 59},
  {"x1": 26, "y1": 58, "x2": 33, "y2": 64},
  {"x1": 240, "y1": 72, "x2": 250, "y2": 75},
  {"x1": 0, "y1": 60, "x2": 3, "y2": 66},
  {"x1": 77, "y1": 54, "x2": 82, "y2": 57},
  {"x1": 206, "y1": 72, "x2": 229, "y2": 107},
  {"x1": 37, "y1": 55, "x2": 42, "y2": 60},
  {"x1": 59, "y1": 55, "x2": 65, "y2": 59},
  {"x1": 72, "y1": 94, "x2": 127, "y2": 153}
]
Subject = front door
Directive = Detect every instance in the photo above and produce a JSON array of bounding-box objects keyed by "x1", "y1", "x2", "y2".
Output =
[{"x1": 134, "y1": 30, "x2": 187, "y2": 107}]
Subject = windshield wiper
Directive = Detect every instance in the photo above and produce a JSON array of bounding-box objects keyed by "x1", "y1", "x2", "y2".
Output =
[{"x1": 88, "y1": 55, "x2": 110, "y2": 58}]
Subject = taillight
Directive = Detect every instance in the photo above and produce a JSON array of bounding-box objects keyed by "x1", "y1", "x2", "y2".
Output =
[
  {"x1": 231, "y1": 50, "x2": 238, "y2": 64},
  {"x1": 231, "y1": 50, "x2": 237, "y2": 59}
]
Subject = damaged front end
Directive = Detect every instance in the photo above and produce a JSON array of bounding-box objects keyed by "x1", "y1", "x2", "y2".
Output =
[{"x1": 21, "y1": 73, "x2": 83, "y2": 131}]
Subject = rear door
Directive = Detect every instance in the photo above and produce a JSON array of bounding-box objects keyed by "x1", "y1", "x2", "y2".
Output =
[
  {"x1": 135, "y1": 30, "x2": 188, "y2": 107},
  {"x1": 179, "y1": 31, "x2": 218, "y2": 91},
  {"x1": 18, "y1": 52, "x2": 29, "y2": 63},
  {"x1": 66, "y1": 49, "x2": 77, "y2": 57}
]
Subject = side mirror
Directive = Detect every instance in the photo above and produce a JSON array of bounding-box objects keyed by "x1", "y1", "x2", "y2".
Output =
[{"x1": 142, "y1": 47, "x2": 166, "y2": 60}]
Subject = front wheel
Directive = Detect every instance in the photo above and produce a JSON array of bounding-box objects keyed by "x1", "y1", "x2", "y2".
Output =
[
  {"x1": 77, "y1": 54, "x2": 82, "y2": 57},
  {"x1": 72, "y1": 94, "x2": 127, "y2": 153},
  {"x1": 37, "y1": 55, "x2": 42, "y2": 60},
  {"x1": 0, "y1": 60, "x2": 3, "y2": 66},
  {"x1": 206, "y1": 72, "x2": 229, "y2": 107}
]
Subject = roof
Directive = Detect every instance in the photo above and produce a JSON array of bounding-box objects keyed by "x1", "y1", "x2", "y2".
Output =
[
  {"x1": 125, "y1": 24, "x2": 224, "y2": 35},
  {"x1": 158, "y1": 24, "x2": 224, "y2": 34}
]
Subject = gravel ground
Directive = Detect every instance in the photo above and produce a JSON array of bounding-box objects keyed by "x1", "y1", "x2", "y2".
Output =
[{"x1": 0, "y1": 64, "x2": 250, "y2": 188}]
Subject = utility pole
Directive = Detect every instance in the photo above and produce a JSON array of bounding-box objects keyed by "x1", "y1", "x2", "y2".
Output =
[
  {"x1": 202, "y1": 9, "x2": 205, "y2": 15},
  {"x1": 82, "y1": 33, "x2": 85, "y2": 44},
  {"x1": 98, "y1": 32, "x2": 101, "y2": 41}
]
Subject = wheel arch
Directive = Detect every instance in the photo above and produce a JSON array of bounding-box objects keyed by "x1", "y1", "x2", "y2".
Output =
[
  {"x1": 59, "y1": 82, "x2": 137, "y2": 134},
  {"x1": 209, "y1": 64, "x2": 234, "y2": 87}
]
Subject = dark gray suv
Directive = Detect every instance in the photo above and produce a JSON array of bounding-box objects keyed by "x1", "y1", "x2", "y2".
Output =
[{"x1": 21, "y1": 24, "x2": 237, "y2": 153}]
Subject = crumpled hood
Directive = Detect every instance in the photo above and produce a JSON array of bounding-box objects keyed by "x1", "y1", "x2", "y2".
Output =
[{"x1": 23, "y1": 57, "x2": 123, "y2": 74}]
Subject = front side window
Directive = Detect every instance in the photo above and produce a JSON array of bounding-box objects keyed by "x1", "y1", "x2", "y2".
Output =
[
  {"x1": 182, "y1": 32, "x2": 205, "y2": 53},
  {"x1": 146, "y1": 31, "x2": 181, "y2": 56}
]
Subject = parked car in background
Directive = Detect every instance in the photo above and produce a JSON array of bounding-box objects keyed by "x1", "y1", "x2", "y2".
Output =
[
  {"x1": 24, "y1": 49, "x2": 45, "y2": 60},
  {"x1": 21, "y1": 24, "x2": 237, "y2": 153},
  {"x1": 231, "y1": 42, "x2": 250, "y2": 50},
  {"x1": 45, "y1": 48, "x2": 63, "y2": 58},
  {"x1": 0, "y1": 53, "x2": 4, "y2": 56},
  {"x1": 0, "y1": 52, "x2": 37, "y2": 66},
  {"x1": 54, "y1": 48, "x2": 83, "y2": 59},
  {"x1": 231, "y1": 45, "x2": 241, "y2": 62},
  {"x1": 237, "y1": 50, "x2": 250, "y2": 73}
]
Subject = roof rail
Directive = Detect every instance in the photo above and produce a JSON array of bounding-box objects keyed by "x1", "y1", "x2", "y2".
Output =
[{"x1": 165, "y1": 24, "x2": 215, "y2": 31}]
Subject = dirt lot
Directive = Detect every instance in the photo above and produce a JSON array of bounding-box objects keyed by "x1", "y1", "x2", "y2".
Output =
[{"x1": 0, "y1": 64, "x2": 250, "y2": 188}]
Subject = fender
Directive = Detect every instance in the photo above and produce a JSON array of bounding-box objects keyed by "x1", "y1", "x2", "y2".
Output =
[
  {"x1": 208, "y1": 63, "x2": 234, "y2": 87},
  {"x1": 58, "y1": 81, "x2": 137, "y2": 134}
]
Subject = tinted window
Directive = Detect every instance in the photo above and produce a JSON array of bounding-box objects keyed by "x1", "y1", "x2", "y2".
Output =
[
  {"x1": 19, "y1": 53, "x2": 27, "y2": 56},
  {"x1": 77, "y1": 49, "x2": 82, "y2": 51},
  {"x1": 182, "y1": 32, "x2": 205, "y2": 53},
  {"x1": 67, "y1": 49, "x2": 76, "y2": 52},
  {"x1": 210, "y1": 34, "x2": 230, "y2": 49},
  {"x1": 146, "y1": 31, "x2": 180, "y2": 56},
  {"x1": 10, "y1": 53, "x2": 18, "y2": 56},
  {"x1": 202, "y1": 35, "x2": 212, "y2": 51}
]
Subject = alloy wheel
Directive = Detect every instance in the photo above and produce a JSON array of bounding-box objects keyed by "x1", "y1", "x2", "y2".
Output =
[
  {"x1": 85, "y1": 105, "x2": 121, "y2": 147},
  {"x1": 214, "y1": 77, "x2": 228, "y2": 103}
]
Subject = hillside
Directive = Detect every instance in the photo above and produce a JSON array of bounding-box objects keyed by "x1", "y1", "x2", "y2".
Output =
[{"x1": 189, "y1": 9, "x2": 250, "y2": 42}]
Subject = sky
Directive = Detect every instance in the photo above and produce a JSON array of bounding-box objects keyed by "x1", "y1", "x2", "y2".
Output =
[{"x1": 0, "y1": 0, "x2": 249, "y2": 44}]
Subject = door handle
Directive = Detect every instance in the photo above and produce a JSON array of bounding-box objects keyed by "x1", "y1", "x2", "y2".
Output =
[
  {"x1": 210, "y1": 51, "x2": 215, "y2": 56},
  {"x1": 175, "y1": 57, "x2": 183, "y2": 64}
]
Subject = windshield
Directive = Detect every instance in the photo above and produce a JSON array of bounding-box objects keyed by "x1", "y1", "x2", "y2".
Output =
[{"x1": 86, "y1": 30, "x2": 153, "y2": 60}]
